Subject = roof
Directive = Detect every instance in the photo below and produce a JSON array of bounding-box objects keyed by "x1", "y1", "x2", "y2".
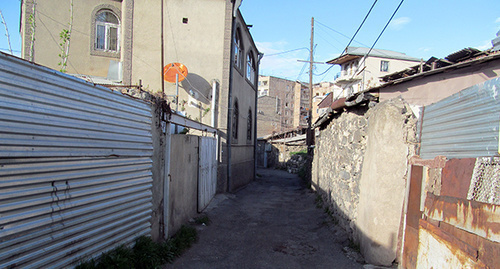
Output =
[
  {"x1": 375, "y1": 48, "x2": 499, "y2": 87},
  {"x1": 327, "y1": 46, "x2": 420, "y2": 65}
]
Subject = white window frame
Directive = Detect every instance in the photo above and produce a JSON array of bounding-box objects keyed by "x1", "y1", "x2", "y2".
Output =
[{"x1": 95, "y1": 11, "x2": 120, "y2": 53}]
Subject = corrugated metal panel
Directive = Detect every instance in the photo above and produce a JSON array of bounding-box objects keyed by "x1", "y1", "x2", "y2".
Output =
[
  {"x1": 420, "y1": 77, "x2": 500, "y2": 159},
  {"x1": 0, "y1": 53, "x2": 153, "y2": 268},
  {"x1": 198, "y1": 137, "x2": 217, "y2": 212}
]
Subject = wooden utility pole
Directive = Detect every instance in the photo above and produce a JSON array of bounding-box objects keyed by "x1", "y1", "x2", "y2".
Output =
[{"x1": 307, "y1": 17, "x2": 314, "y2": 148}]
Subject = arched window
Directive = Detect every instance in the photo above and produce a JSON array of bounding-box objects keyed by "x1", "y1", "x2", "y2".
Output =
[
  {"x1": 233, "y1": 29, "x2": 243, "y2": 70},
  {"x1": 246, "y1": 51, "x2": 255, "y2": 83},
  {"x1": 247, "y1": 108, "x2": 252, "y2": 141},
  {"x1": 95, "y1": 10, "x2": 119, "y2": 52},
  {"x1": 232, "y1": 101, "x2": 239, "y2": 140}
]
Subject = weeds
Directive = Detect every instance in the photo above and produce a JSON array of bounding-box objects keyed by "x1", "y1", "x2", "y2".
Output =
[
  {"x1": 76, "y1": 225, "x2": 197, "y2": 269},
  {"x1": 348, "y1": 239, "x2": 361, "y2": 253},
  {"x1": 194, "y1": 216, "x2": 211, "y2": 225}
]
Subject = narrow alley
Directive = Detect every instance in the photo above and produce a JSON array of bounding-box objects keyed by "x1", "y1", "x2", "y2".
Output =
[{"x1": 164, "y1": 168, "x2": 364, "y2": 269}]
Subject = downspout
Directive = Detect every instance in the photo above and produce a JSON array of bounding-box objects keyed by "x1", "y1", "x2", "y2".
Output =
[
  {"x1": 226, "y1": 9, "x2": 236, "y2": 192},
  {"x1": 254, "y1": 52, "x2": 264, "y2": 180}
]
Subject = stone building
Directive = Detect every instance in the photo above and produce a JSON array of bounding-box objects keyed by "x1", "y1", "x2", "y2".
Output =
[{"x1": 20, "y1": 0, "x2": 261, "y2": 192}]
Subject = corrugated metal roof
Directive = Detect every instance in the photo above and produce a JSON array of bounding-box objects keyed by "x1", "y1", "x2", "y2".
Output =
[
  {"x1": 327, "y1": 46, "x2": 420, "y2": 65},
  {"x1": 420, "y1": 77, "x2": 500, "y2": 159}
]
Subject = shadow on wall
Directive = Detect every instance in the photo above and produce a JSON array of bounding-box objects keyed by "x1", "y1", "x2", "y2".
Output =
[
  {"x1": 180, "y1": 73, "x2": 212, "y2": 105},
  {"x1": 310, "y1": 179, "x2": 397, "y2": 266}
]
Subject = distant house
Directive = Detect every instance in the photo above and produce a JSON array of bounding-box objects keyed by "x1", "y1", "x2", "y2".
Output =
[
  {"x1": 370, "y1": 47, "x2": 500, "y2": 107},
  {"x1": 20, "y1": 0, "x2": 261, "y2": 192},
  {"x1": 326, "y1": 46, "x2": 420, "y2": 100}
]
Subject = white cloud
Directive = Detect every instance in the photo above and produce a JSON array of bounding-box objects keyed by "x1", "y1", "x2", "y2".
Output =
[
  {"x1": 475, "y1": 40, "x2": 492, "y2": 51},
  {"x1": 495, "y1": 17, "x2": 500, "y2": 23},
  {"x1": 418, "y1": 47, "x2": 431, "y2": 53},
  {"x1": 389, "y1": 17, "x2": 411, "y2": 30}
]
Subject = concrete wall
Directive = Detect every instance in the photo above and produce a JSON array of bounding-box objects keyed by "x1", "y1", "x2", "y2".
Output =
[
  {"x1": 377, "y1": 59, "x2": 500, "y2": 106},
  {"x1": 227, "y1": 11, "x2": 258, "y2": 192},
  {"x1": 168, "y1": 135, "x2": 199, "y2": 236},
  {"x1": 357, "y1": 98, "x2": 417, "y2": 266},
  {"x1": 21, "y1": 0, "x2": 122, "y2": 76}
]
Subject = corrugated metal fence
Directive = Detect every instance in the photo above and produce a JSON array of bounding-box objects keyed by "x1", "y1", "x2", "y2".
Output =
[
  {"x1": 420, "y1": 77, "x2": 500, "y2": 159},
  {"x1": 0, "y1": 54, "x2": 154, "y2": 268}
]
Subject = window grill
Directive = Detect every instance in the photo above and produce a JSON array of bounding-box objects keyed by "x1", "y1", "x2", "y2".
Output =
[{"x1": 467, "y1": 157, "x2": 500, "y2": 205}]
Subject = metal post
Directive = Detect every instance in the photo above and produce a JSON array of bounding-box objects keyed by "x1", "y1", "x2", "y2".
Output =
[{"x1": 163, "y1": 121, "x2": 171, "y2": 239}]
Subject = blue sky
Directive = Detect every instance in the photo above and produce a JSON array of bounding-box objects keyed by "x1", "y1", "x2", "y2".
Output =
[
  {"x1": 240, "y1": 0, "x2": 500, "y2": 82},
  {"x1": 0, "y1": 1, "x2": 499, "y2": 83}
]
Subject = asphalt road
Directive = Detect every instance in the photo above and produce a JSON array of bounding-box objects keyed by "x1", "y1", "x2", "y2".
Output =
[{"x1": 164, "y1": 168, "x2": 364, "y2": 269}]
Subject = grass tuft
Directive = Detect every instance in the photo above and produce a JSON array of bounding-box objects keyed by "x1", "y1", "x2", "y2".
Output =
[{"x1": 76, "y1": 226, "x2": 198, "y2": 269}]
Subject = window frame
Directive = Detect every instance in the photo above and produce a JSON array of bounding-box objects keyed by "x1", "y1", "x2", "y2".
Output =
[
  {"x1": 380, "y1": 60, "x2": 390, "y2": 72},
  {"x1": 90, "y1": 5, "x2": 121, "y2": 58},
  {"x1": 233, "y1": 28, "x2": 244, "y2": 71},
  {"x1": 247, "y1": 108, "x2": 252, "y2": 142},
  {"x1": 232, "y1": 100, "x2": 239, "y2": 141},
  {"x1": 246, "y1": 51, "x2": 256, "y2": 84}
]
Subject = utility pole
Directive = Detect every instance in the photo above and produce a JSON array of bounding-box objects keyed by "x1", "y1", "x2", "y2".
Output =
[
  {"x1": 307, "y1": 17, "x2": 314, "y2": 149},
  {"x1": 306, "y1": 17, "x2": 314, "y2": 186}
]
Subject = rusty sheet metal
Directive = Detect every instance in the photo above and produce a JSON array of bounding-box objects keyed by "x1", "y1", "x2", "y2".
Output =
[
  {"x1": 419, "y1": 77, "x2": 500, "y2": 160},
  {"x1": 439, "y1": 221, "x2": 500, "y2": 268},
  {"x1": 403, "y1": 226, "x2": 419, "y2": 269},
  {"x1": 418, "y1": 219, "x2": 485, "y2": 269},
  {"x1": 407, "y1": 165, "x2": 423, "y2": 229},
  {"x1": 440, "y1": 158, "x2": 476, "y2": 199},
  {"x1": 0, "y1": 53, "x2": 153, "y2": 268},
  {"x1": 424, "y1": 193, "x2": 500, "y2": 243},
  {"x1": 409, "y1": 155, "x2": 447, "y2": 168}
]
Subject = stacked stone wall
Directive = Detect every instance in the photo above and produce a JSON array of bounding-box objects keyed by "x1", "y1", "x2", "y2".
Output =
[{"x1": 312, "y1": 106, "x2": 369, "y2": 239}]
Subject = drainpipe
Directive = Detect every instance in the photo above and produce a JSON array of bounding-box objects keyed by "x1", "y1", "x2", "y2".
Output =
[
  {"x1": 254, "y1": 52, "x2": 264, "y2": 179},
  {"x1": 211, "y1": 79, "x2": 218, "y2": 128},
  {"x1": 226, "y1": 11, "x2": 236, "y2": 192}
]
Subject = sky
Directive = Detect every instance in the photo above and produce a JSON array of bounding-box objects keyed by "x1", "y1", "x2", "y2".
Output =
[
  {"x1": 0, "y1": 1, "x2": 499, "y2": 83},
  {"x1": 239, "y1": 0, "x2": 500, "y2": 83}
]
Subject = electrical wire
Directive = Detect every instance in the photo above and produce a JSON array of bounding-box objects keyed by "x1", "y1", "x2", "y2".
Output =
[
  {"x1": 315, "y1": 20, "x2": 371, "y2": 48},
  {"x1": 264, "y1": 47, "x2": 309, "y2": 57},
  {"x1": 343, "y1": 0, "x2": 378, "y2": 53}
]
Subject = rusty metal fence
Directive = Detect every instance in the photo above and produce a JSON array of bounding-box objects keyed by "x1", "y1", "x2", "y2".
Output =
[{"x1": 0, "y1": 53, "x2": 154, "y2": 268}]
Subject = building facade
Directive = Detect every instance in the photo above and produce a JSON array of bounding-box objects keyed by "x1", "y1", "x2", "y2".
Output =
[
  {"x1": 327, "y1": 47, "x2": 420, "y2": 100},
  {"x1": 257, "y1": 76, "x2": 297, "y2": 136},
  {"x1": 20, "y1": 0, "x2": 260, "y2": 192}
]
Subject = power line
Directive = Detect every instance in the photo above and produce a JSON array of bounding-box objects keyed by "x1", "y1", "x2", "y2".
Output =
[
  {"x1": 351, "y1": 0, "x2": 406, "y2": 80},
  {"x1": 264, "y1": 47, "x2": 309, "y2": 57},
  {"x1": 343, "y1": 0, "x2": 378, "y2": 52},
  {"x1": 315, "y1": 20, "x2": 371, "y2": 48}
]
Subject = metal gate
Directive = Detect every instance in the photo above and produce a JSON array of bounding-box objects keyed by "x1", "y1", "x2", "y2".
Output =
[
  {"x1": 198, "y1": 136, "x2": 217, "y2": 212},
  {"x1": 0, "y1": 54, "x2": 153, "y2": 268}
]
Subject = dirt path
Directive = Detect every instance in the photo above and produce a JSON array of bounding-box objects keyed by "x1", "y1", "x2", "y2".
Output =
[{"x1": 164, "y1": 168, "x2": 364, "y2": 269}]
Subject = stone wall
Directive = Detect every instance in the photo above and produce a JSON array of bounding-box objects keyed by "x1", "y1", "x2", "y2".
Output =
[
  {"x1": 312, "y1": 98, "x2": 418, "y2": 266},
  {"x1": 269, "y1": 143, "x2": 306, "y2": 170},
  {"x1": 312, "y1": 105, "x2": 369, "y2": 239}
]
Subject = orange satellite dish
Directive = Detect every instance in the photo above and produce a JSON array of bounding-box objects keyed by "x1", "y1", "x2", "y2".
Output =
[{"x1": 163, "y1": 63, "x2": 188, "y2": 82}]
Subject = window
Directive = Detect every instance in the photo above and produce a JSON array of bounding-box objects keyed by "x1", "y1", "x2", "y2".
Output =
[
  {"x1": 247, "y1": 109, "x2": 252, "y2": 141},
  {"x1": 246, "y1": 51, "x2": 255, "y2": 83},
  {"x1": 380, "y1": 60, "x2": 389, "y2": 72},
  {"x1": 232, "y1": 101, "x2": 239, "y2": 140},
  {"x1": 95, "y1": 10, "x2": 119, "y2": 52},
  {"x1": 233, "y1": 29, "x2": 243, "y2": 70}
]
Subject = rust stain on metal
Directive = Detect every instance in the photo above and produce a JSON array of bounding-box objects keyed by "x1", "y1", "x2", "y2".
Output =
[
  {"x1": 408, "y1": 165, "x2": 423, "y2": 229},
  {"x1": 441, "y1": 158, "x2": 476, "y2": 199},
  {"x1": 403, "y1": 226, "x2": 419, "y2": 269},
  {"x1": 424, "y1": 193, "x2": 500, "y2": 243},
  {"x1": 409, "y1": 155, "x2": 447, "y2": 168},
  {"x1": 418, "y1": 220, "x2": 487, "y2": 268}
]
